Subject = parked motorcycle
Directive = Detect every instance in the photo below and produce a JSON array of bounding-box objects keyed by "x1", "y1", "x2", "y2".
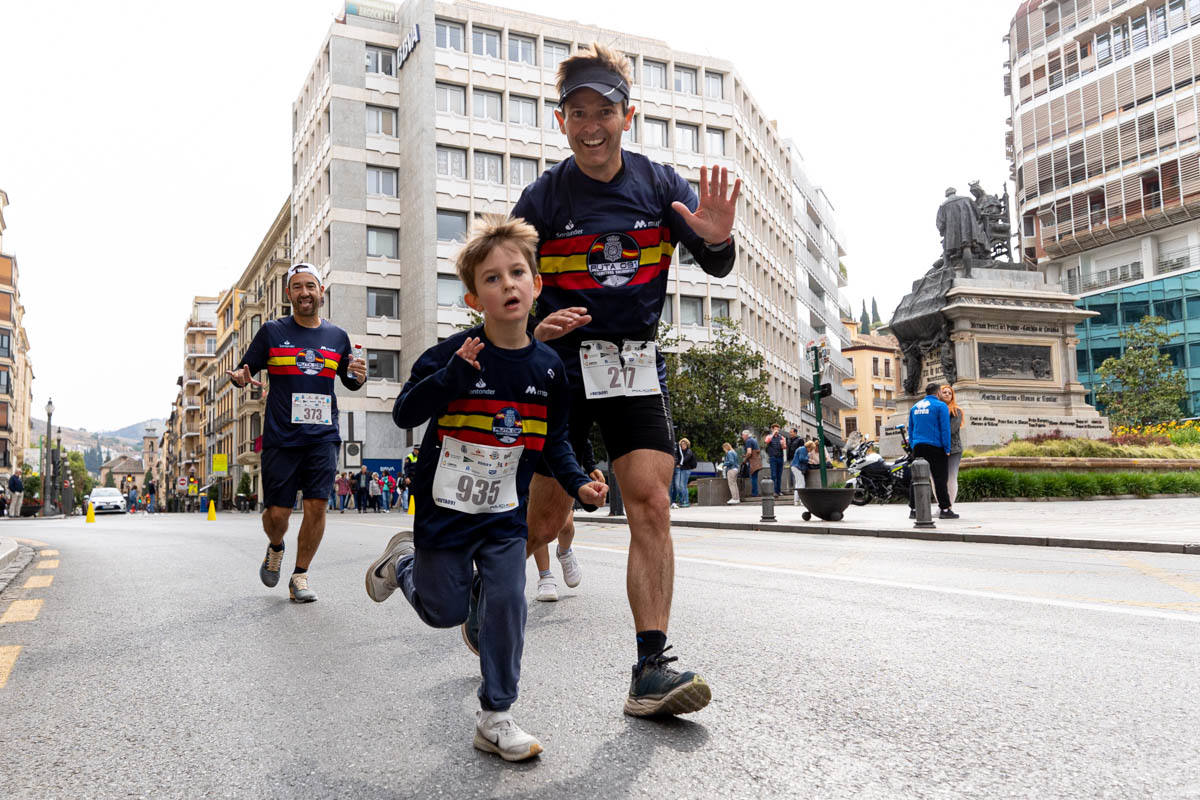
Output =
[{"x1": 844, "y1": 425, "x2": 913, "y2": 506}]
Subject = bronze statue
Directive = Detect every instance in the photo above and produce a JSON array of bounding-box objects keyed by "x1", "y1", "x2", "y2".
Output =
[
  {"x1": 936, "y1": 187, "x2": 989, "y2": 277},
  {"x1": 969, "y1": 180, "x2": 1013, "y2": 262}
]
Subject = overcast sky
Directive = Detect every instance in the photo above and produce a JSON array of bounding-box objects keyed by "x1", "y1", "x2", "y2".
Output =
[{"x1": 0, "y1": 0, "x2": 1016, "y2": 432}]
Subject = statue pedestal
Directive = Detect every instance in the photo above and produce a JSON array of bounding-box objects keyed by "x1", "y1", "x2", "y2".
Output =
[{"x1": 883, "y1": 268, "x2": 1109, "y2": 455}]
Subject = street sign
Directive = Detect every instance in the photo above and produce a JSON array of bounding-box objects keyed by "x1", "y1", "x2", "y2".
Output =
[
  {"x1": 177, "y1": 477, "x2": 186, "y2": 490},
  {"x1": 212, "y1": 453, "x2": 227, "y2": 476},
  {"x1": 810, "y1": 382, "x2": 832, "y2": 398}
]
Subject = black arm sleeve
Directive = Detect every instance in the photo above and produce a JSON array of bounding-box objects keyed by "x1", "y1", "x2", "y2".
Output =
[
  {"x1": 541, "y1": 363, "x2": 593, "y2": 508},
  {"x1": 392, "y1": 348, "x2": 476, "y2": 429}
]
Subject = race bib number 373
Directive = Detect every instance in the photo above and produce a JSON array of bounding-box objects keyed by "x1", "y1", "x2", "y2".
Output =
[
  {"x1": 291, "y1": 393, "x2": 332, "y2": 425},
  {"x1": 432, "y1": 436, "x2": 522, "y2": 514},
  {"x1": 579, "y1": 340, "x2": 660, "y2": 399}
]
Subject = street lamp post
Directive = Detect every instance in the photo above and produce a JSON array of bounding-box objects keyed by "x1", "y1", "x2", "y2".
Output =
[{"x1": 42, "y1": 398, "x2": 54, "y2": 517}]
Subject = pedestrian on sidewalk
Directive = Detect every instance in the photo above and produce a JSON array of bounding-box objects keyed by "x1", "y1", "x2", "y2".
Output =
[
  {"x1": 401, "y1": 445, "x2": 419, "y2": 511},
  {"x1": 369, "y1": 471, "x2": 382, "y2": 512},
  {"x1": 790, "y1": 440, "x2": 809, "y2": 503},
  {"x1": 363, "y1": 216, "x2": 607, "y2": 762},
  {"x1": 940, "y1": 384, "x2": 965, "y2": 506},
  {"x1": 741, "y1": 430, "x2": 762, "y2": 496},
  {"x1": 354, "y1": 465, "x2": 371, "y2": 513},
  {"x1": 336, "y1": 472, "x2": 351, "y2": 513},
  {"x1": 8, "y1": 471, "x2": 24, "y2": 517},
  {"x1": 721, "y1": 442, "x2": 740, "y2": 504},
  {"x1": 784, "y1": 427, "x2": 803, "y2": 492},
  {"x1": 763, "y1": 423, "x2": 785, "y2": 497},
  {"x1": 671, "y1": 438, "x2": 696, "y2": 509},
  {"x1": 907, "y1": 382, "x2": 956, "y2": 520},
  {"x1": 227, "y1": 261, "x2": 368, "y2": 603}
]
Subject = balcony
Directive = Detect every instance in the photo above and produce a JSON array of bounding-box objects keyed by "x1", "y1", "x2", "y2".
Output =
[
  {"x1": 183, "y1": 395, "x2": 202, "y2": 410},
  {"x1": 185, "y1": 349, "x2": 215, "y2": 359},
  {"x1": 182, "y1": 423, "x2": 202, "y2": 438},
  {"x1": 1060, "y1": 261, "x2": 1143, "y2": 294}
]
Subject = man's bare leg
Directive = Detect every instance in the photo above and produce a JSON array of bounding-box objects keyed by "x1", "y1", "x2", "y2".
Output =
[
  {"x1": 262, "y1": 506, "x2": 289, "y2": 546},
  {"x1": 612, "y1": 449, "x2": 673, "y2": 632},
  {"x1": 525, "y1": 473, "x2": 573, "y2": 557},
  {"x1": 295, "y1": 498, "x2": 327, "y2": 570}
]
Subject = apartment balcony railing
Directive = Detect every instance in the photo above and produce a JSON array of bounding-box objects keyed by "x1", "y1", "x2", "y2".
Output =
[
  {"x1": 183, "y1": 395, "x2": 202, "y2": 409},
  {"x1": 1060, "y1": 261, "x2": 1143, "y2": 294},
  {"x1": 182, "y1": 423, "x2": 202, "y2": 437},
  {"x1": 185, "y1": 349, "x2": 216, "y2": 358}
]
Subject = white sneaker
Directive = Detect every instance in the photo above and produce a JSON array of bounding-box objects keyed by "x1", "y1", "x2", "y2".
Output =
[
  {"x1": 535, "y1": 576, "x2": 558, "y2": 602},
  {"x1": 473, "y1": 710, "x2": 543, "y2": 761},
  {"x1": 670, "y1": 502, "x2": 679, "y2": 509},
  {"x1": 726, "y1": 499, "x2": 739, "y2": 505},
  {"x1": 556, "y1": 547, "x2": 582, "y2": 588}
]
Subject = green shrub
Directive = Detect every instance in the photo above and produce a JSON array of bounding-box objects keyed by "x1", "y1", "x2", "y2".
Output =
[
  {"x1": 1061, "y1": 472, "x2": 1100, "y2": 497},
  {"x1": 1154, "y1": 473, "x2": 1188, "y2": 494},
  {"x1": 1092, "y1": 472, "x2": 1121, "y2": 495},
  {"x1": 1038, "y1": 473, "x2": 1071, "y2": 497},
  {"x1": 958, "y1": 468, "x2": 1018, "y2": 501},
  {"x1": 956, "y1": 468, "x2": 1200, "y2": 499},
  {"x1": 1118, "y1": 472, "x2": 1156, "y2": 498},
  {"x1": 1168, "y1": 427, "x2": 1200, "y2": 445},
  {"x1": 1014, "y1": 472, "x2": 1042, "y2": 498}
]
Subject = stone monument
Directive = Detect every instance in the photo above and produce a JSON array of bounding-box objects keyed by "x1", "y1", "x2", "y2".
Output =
[{"x1": 883, "y1": 180, "x2": 1108, "y2": 454}]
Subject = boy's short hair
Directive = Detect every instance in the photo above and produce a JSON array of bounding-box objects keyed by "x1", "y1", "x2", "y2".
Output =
[
  {"x1": 556, "y1": 42, "x2": 633, "y2": 111},
  {"x1": 455, "y1": 214, "x2": 539, "y2": 295}
]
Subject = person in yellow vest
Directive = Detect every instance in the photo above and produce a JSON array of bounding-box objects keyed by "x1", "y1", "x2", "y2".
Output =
[{"x1": 187, "y1": 477, "x2": 199, "y2": 513}]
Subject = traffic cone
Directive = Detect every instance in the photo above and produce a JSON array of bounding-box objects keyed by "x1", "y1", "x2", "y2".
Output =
[
  {"x1": 207, "y1": 499, "x2": 216, "y2": 521},
  {"x1": 407, "y1": 494, "x2": 415, "y2": 515},
  {"x1": 86, "y1": 502, "x2": 95, "y2": 523}
]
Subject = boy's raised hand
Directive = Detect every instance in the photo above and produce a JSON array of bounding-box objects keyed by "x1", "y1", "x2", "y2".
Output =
[
  {"x1": 456, "y1": 337, "x2": 485, "y2": 370},
  {"x1": 578, "y1": 481, "x2": 609, "y2": 507}
]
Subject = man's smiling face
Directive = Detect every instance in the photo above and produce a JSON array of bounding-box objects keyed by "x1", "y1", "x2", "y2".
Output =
[{"x1": 556, "y1": 88, "x2": 635, "y2": 183}]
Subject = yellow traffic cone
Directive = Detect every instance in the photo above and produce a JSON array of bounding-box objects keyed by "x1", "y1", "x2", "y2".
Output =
[
  {"x1": 207, "y1": 499, "x2": 216, "y2": 521},
  {"x1": 407, "y1": 494, "x2": 415, "y2": 515},
  {"x1": 86, "y1": 502, "x2": 96, "y2": 523}
]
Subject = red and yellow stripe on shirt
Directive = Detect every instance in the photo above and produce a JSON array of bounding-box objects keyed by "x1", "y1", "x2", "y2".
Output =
[
  {"x1": 537, "y1": 227, "x2": 674, "y2": 290},
  {"x1": 437, "y1": 398, "x2": 549, "y2": 452},
  {"x1": 266, "y1": 347, "x2": 340, "y2": 377}
]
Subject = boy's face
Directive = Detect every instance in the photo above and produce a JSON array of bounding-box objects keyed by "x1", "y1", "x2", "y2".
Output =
[
  {"x1": 464, "y1": 243, "x2": 542, "y2": 323},
  {"x1": 556, "y1": 88, "x2": 635, "y2": 181}
]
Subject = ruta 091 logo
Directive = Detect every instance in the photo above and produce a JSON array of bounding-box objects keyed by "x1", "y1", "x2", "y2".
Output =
[
  {"x1": 295, "y1": 348, "x2": 324, "y2": 375},
  {"x1": 491, "y1": 407, "x2": 523, "y2": 444},
  {"x1": 587, "y1": 232, "x2": 641, "y2": 287}
]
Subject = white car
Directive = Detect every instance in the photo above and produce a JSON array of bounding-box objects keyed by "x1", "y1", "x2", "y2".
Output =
[{"x1": 88, "y1": 487, "x2": 126, "y2": 514}]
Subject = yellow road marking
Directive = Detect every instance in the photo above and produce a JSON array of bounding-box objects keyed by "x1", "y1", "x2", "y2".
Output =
[
  {"x1": 0, "y1": 598, "x2": 44, "y2": 624},
  {"x1": 23, "y1": 575, "x2": 53, "y2": 588},
  {"x1": 39, "y1": 549, "x2": 59, "y2": 556},
  {"x1": 14, "y1": 538, "x2": 50, "y2": 547},
  {"x1": 1110, "y1": 555, "x2": 1200, "y2": 601},
  {"x1": 0, "y1": 645, "x2": 21, "y2": 688},
  {"x1": 34, "y1": 560, "x2": 58, "y2": 569}
]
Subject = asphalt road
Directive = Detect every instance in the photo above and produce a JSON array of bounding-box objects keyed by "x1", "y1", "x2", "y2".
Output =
[{"x1": 1, "y1": 511, "x2": 1199, "y2": 799}]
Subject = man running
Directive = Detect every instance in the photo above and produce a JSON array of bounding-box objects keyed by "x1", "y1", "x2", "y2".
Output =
[
  {"x1": 227, "y1": 262, "x2": 366, "y2": 602},
  {"x1": 502, "y1": 43, "x2": 740, "y2": 716}
]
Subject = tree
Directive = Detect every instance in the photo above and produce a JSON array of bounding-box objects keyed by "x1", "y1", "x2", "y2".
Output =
[
  {"x1": 662, "y1": 321, "x2": 785, "y2": 461},
  {"x1": 1094, "y1": 315, "x2": 1186, "y2": 426},
  {"x1": 104, "y1": 471, "x2": 115, "y2": 488},
  {"x1": 237, "y1": 471, "x2": 252, "y2": 496},
  {"x1": 859, "y1": 302, "x2": 870, "y2": 335},
  {"x1": 68, "y1": 451, "x2": 94, "y2": 500},
  {"x1": 870, "y1": 297, "x2": 881, "y2": 326}
]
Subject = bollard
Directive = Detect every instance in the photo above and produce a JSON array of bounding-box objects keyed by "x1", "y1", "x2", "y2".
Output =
[
  {"x1": 760, "y1": 477, "x2": 776, "y2": 522},
  {"x1": 910, "y1": 458, "x2": 936, "y2": 529},
  {"x1": 608, "y1": 468, "x2": 623, "y2": 517}
]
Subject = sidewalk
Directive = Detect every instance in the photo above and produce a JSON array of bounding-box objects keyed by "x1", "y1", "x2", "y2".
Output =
[{"x1": 577, "y1": 496, "x2": 1200, "y2": 555}]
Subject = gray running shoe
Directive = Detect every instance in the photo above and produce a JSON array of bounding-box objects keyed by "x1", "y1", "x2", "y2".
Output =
[
  {"x1": 365, "y1": 531, "x2": 414, "y2": 603},
  {"x1": 624, "y1": 646, "x2": 711, "y2": 717},
  {"x1": 260, "y1": 545, "x2": 284, "y2": 588},
  {"x1": 289, "y1": 573, "x2": 318, "y2": 603}
]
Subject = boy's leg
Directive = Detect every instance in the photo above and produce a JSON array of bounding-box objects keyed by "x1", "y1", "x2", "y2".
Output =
[
  {"x1": 397, "y1": 545, "x2": 475, "y2": 628},
  {"x1": 474, "y1": 537, "x2": 528, "y2": 712},
  {"x1": 532, "y1": 543, "x2": 557, "y2": 602}
]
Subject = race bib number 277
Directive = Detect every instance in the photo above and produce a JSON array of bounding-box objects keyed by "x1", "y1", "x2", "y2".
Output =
[{"x1": 579, "y1": 340, "x2": 660, "y2": 399}]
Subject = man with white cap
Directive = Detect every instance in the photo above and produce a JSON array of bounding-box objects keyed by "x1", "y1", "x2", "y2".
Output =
[{"x1": 227, "y1": 262, "x2": 367, "y2": 602}]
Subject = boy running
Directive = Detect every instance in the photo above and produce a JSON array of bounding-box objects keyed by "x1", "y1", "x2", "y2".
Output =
[{"x1": 363, "y1": 217, "x2": 607, "y2": 762}]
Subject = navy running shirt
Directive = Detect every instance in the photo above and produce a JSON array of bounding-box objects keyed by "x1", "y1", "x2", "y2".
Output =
[
  {"x1": 393, "y1": 325, "x2": 591, "y2": 549},
  {"x1": 237, "y1": 317, "x2": 361, "y2": 449},
  {"x1": 512, "y1": 151, "x2": 736, "y2": 384}
]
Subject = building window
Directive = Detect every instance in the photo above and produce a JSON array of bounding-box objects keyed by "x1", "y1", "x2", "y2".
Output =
[
  {"x1": 472, "y1": 89, "x2": 502, "y2": 121},
  {"x1": 435, "y1": 83, "x2": 466, "y2": 115},
  {"x1": 544, "y1": 40, "x2": 569, "y2": 68},
  {"x1": 883, "y1": 358, "x2": 891, "y2": 378},
  {"x1": 678, "y1": 243, "x2": 696, "y2": 265},
  {"x1": 872, "y1": 356, "x2": 880, "y2": 377},
  {"x1": 365, "y1": 46, "x2": 395, "y2": 76},
  {"x1": 366, "y1": 105, "x2": 397, "y2": 136},
  {"x1": 644, "y1": 117, "x2": 668, "y2": 147},
  {"x1": 437, "y1": 209, "x2": 468, "y2": 241},
  {"x1": 508, "y1": 33, "x2": 536, "y2": 65},
  {"x1": 627, "y1": 116, "x2": 639, "y2": 143},
  {"x1": 544, "y1": 101, "x2": 560, "y2": 131},
  {"x1": 472, "y1": 26, "x2": 500, "y2": 58},
  {"x1": 367, "y1": 350, "x2": 399, "y2": 380},
  {"x1": 674, "y1": 65, "x2": 698, "y2": 94},
  {"x1": 435, "y1": 19, "x2": 464, "y2": 51},
  {"x1": 367, "y1": 227, "x2": 398, "y2": 259},
  {"x1": 875, "y1": 416, "x2": 882, "y2": 438},
  {"x1": 844, "y1": 417, "x2": 857, "y2": 435},
  {"x1": 711, "y1": 298, "x2": 730, "y2": 322},
  {"x1": 676, "y1": 122, "x2": 699, "y2": 152},
  {"x1": 251, "y1": 315, "x2": 261, "y2": 338},
  {"x1": 367, "y1": 287, "x2": 399, "y2": 318},
  {"x1": 643, "y1": 59, "x2": 667, "y2": 89},
  {"x1": 367, "y1": 166, "x2": 397, "y2": 196},
  {"x1": 705, "y1": 70, "x2": 724, "y2": 99},
  {"x1": 0, "y1": 329, "x2": 14, "y2": 359},
  {"x1": 680, "y1": 295, "x2": 703, "y2": 325},
  {"x1": 510, "y1": 94, "x2": 537, "y2": 127},
  {"x1": 474, "y1": 151, "x2": 503, "y2": 184},
  {"x1": 437, "y1": 275, "x2": 467, "y2": 307},
  {"x1": 0, "y1": 367, "x2": 10, "y2": 396},
  {"x1": 435, "y1": 146, "x2": 467, "y2": 178},
  {"x1": 510, "y1": 156, "x2": 539, "y2": 187},
  {"x1": 660, "y1": 296, "x2": 673, "y2": 324},
  {"x1": 706, "y1": 127, "x2": 726, "y2": 155},
  {"x1": 206, "y1": 336, "x2": 216, "y2": 354}
]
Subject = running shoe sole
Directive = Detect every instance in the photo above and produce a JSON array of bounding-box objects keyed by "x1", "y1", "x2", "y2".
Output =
[
  {"x1": 364, "y1": 531, "x2": 414, "y2": 603},
  {"x1": 472, "y1": 732, "x2": 543, "y2": 762},
  {"x1": 623, "y1": 675, "x2": 712, "y2": 717},
  {"x1": 289, "y1": 583, "x2": 317, "y2": 603}
]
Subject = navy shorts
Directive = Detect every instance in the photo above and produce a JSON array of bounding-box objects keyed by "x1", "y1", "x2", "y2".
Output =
[
  {"x1": 261, "y1": 443, "x2": 338, "y2": 509},
  {"x1": 536, "y1": 388, "x2": 674, "y2": 477}
]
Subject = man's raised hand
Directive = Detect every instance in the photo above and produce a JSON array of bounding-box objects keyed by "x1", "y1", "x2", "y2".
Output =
[
  {"x1": 456, "y1": 337, "x2": 485, "y2": 370},
  {"x1": 534, "y1": 306, "x2": 591, "y2": 342},
  {"x1": 670, "y1": 165, "x2": 742, "y2": 246},
  {"x1": 226, "y1": 366, "x2": 263, "y2": 389}
]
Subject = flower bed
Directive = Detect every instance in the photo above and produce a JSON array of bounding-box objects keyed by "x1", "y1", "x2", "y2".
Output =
[{"x1": 958, "y1": 468, "x2": 1200, "y2": 501}]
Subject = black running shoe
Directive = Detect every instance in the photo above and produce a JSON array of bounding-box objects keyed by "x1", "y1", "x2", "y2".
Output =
[
  {"x1": 623, "y1": 646, "x2": 711, "y2": 717},
  {"x1": 461, "y1": 572, "x2": 482, "y2": 656}
]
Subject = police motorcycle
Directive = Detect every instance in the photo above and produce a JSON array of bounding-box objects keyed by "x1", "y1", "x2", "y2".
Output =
[{"x1": 843, "y1": 426, "x2": 914, "y2": 506}]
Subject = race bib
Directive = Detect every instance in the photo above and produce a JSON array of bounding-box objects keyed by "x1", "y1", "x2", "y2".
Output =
[
  {"x1": 579, "y1": 340, "x2": 660, "y2": 399},
  {"x1": 432, "y1": 436, "x2": 523, "y2": 514},
  {"x1": 291, "y1": 392, "x2": 332, "y2": 425}
]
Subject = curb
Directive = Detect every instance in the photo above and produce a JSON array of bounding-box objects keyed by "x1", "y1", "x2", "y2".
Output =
[
  {"x1": 0, "y1": 537, "x2": 18, "y2": 571},
  {"x1": 578, "y1": 514, "x2": 1200, "y2": 556}
]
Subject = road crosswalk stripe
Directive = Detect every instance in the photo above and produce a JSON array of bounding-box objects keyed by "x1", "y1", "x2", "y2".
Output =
[
  {"x1": 34, "y1": 560, "x2": 58, "y2": 569},
  {"x1": 0, "y1": 599, "x2": 44, "y2": 624},
  {"x1": 0, "y1": 645, "x2": 21, "y2": 688},
  {"x1": 23, "y1": 575, "x2": 53, "y2": 588}
]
